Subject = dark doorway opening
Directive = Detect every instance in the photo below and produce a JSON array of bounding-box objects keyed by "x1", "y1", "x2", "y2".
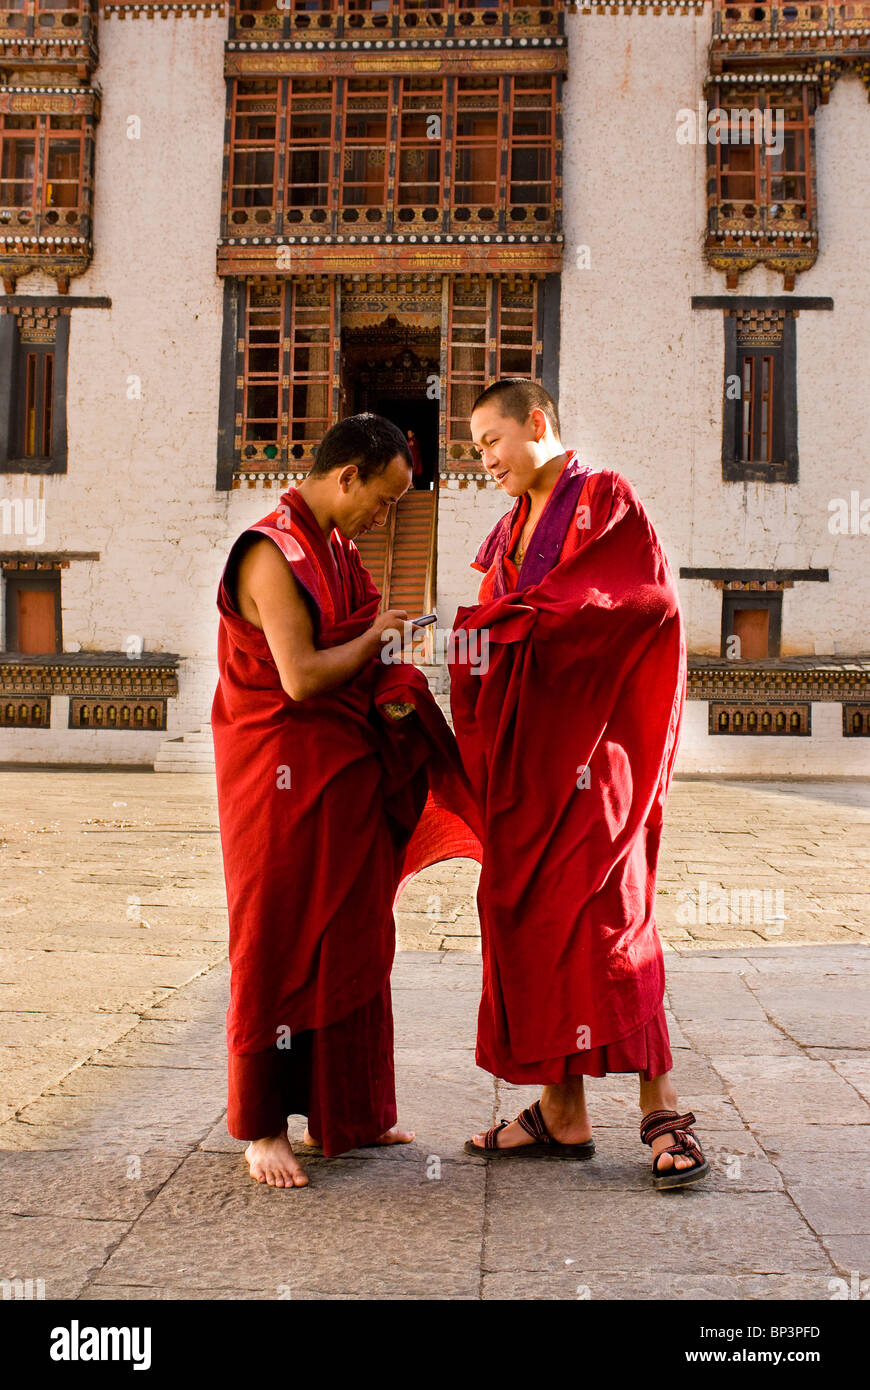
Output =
[
  {"x1": 357, "y1": 391, "x2": 438, "y2": 490},
  {"x1": 342, "y1": 331, "x2": 440, "y2": 490}
]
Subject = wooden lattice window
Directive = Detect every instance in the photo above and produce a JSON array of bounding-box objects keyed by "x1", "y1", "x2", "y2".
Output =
[
  {"x1": 0, "y1": 308, "x2": 69, "y2": 474},
  {"x1": 739, "y1": 352, "x2": 775, "y2": 463},
  {"x1": 722, "y1": 306, "x2": 796, "y2": 483},
  {"x1": 396, "y1": 75, "x2": 445, "y2": 224},
  {"x1": 0, "y1": 0, "x2": 91, "y2": 31},
  {"x1": 445, "y1": 276, "x2": 543, "y2": 468},
  {"x1": 18, "y1": 341, "x2": 54, "y2": 460},
  {"x1": 225, "y1": 74, "x2": 559, "y2": 238},
  {"x1": 236, "y1": 277, "x2": 338, "y2": 475},
  {"x1": 446, "y1": 278, "x2": 488, "y2": 465},
  {"x1": 0, "y1": 110, "x2": 86, "y2": 231},
  {"x1": 768, "y1": 108, "x2": 811, "y2": 219},
  {"x1": 452, "y1": 77, "x2": 499, "y2": 220},
  {"x1": 508, "y1": 75, "x2": 555, "y2": 222},
  {"x1": 0, "y1": 113, "x2": 36, "y2": 212},
  {"x1": 286, "y1": 78, "x2": 335, "y2": 219},
  {"x1": 451, "y1": 76, "x2": 557, "y2": 230},
  {"x1": 44, "y1": 115, "x2": 83, "y2": 215},
  {"x1": 707, "y1": 86, "x2": 815, "y2": 245},
  {"x1": 341, "y1": 79, "x2": 390, "y2": 220},
  {"x1": 229, "y1": 79, "x2": 279, "y2": 225}
]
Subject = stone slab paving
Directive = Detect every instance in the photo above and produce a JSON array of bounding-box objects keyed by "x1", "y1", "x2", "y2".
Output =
[{"x1": 0, "y1": 771, "x2": 868, "y2": 1300}]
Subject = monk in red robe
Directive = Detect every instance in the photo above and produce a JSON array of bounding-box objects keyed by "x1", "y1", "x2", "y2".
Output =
[
  {"x1": 212, "y1": 414, "x2": 481, "y2": 1189},
  {"x1": 449, "y1": 380, "x2": 709, "y2": 1190},
  {"x1": 406, "y1": 428, "x2": 424, "y2": 481}
]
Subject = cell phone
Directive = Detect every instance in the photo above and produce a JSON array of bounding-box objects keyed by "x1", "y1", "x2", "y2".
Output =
[{"x1": 411, "y1": 611, "x2": 438, "y2": 628}]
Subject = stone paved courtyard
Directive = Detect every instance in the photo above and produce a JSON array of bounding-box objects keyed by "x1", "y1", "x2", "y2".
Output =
[{"x1": 0, "y1": 770, "x2": 868, "y2": 1299}]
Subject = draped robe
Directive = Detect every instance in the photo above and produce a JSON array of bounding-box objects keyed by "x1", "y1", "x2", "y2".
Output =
[
  {"x1": 448, "y1": 452, "x2": 684, "y2": 1083},
  {"x1": 212, "y1": 486, "x2": 482, "y2": 1153}
]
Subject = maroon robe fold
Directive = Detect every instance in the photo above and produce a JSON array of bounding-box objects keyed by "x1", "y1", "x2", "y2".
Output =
[
  {"x1": 449, "y1": 458, "x2": 684, "y2": 1083},
  {"x1": 212, "y1": 487, "x2": 482, "y2": 1154}
]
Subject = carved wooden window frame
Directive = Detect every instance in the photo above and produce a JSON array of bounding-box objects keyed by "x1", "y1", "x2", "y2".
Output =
[
  {"x1": 443, "y1": 274, "x2": 545, "y2": 471},
  {"x1": 395, "y1": 74, "x2": 446, "y2": 230},
  {"x1": 708, "y1": 86, "x2": 815, "y2": 234},
  {"x1": 722, "y1": 307, "x2": 797, "y2": 484},
  {"x1": 340, "y1": 78, "x2": 391, "y2": 223},
  {"x1": 218, "y1": 276, "x2": 340, "y2": 486},
  {"x1": 0, "y1": 108, "x2": 87, "y2": 236},
  {"x1": 285, "y1": 77, "x2": 337, "y2": 225},
  {"x1": 224, "y1": 74, "x2": 559, "y2": 239},
  {"x1": 229, "y1": 0, "x2": 563, "y2": 43},
  {"x1": 0, "y1": 310, "x2": 69, "y2": 475},
  {"x1": 228, "y1": 78, "x2": 281, "y2": 232}
]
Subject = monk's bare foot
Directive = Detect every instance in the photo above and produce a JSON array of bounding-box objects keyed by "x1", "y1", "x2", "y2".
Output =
[
  {"x1": 245, "y1": 1132, "x2": 309, "y2": 1188},
  {"x1": 646, "y1": 1126, "x2": 698, "y2": 1173},
  {"x1": 639, "y1": 1075, "x2": 698, "y2": 1174},
  {"x1": 470, "y1": 1089, "x2": 592, "y2": 1151},
  {"x1": 371, "y1": 1124, "x2": 415, "y2": 1145},
  {"x1": 302, "y1": 1124, "x2": 415, "y2": 1148}
]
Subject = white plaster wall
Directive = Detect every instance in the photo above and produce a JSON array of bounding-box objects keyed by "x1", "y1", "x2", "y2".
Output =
[
  {"x1": 556, "y1": 10, "x2": 870, "y2": 772},
  {"x1": 436, "y1": 479, "x2": 510, "y2": 630},
  {"x1": 0, "y1": 693, "x2": 164, "y2": 765},
  {"x1": 678, "y1": 700, "x2": 864, "y2": 775},
  {"x1": 1, "y1": 16, "x2": 232, "y2": 763}
]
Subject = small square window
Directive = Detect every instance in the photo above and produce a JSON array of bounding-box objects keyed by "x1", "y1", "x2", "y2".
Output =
[
  {"x1": 3, "y1": 570, "x2": 62, "y2": 654},
  {"x1": 721, "y1": 591, "x2": 782, "y2": 659}
]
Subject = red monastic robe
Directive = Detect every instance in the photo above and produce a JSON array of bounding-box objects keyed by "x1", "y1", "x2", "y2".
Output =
[
  {"x1": 448, "y1": 453, "x2": 684, "y2": 1084},
  {"x1": 212, "y1": 487, "x2": 482, "y2": 1154}
]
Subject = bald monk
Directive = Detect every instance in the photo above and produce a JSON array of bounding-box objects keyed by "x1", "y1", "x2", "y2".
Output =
[
  {"x1": 212, "y1": 413, "x2": 481, "y2": 1189},
  {"x1": 449, "y1": 379, "x2": 709, "y2": 1190}
]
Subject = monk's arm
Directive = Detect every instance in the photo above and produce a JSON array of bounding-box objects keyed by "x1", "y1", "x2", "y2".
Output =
[{"x1": 237, "y1": 538, "x2": 407, "y2": 702}]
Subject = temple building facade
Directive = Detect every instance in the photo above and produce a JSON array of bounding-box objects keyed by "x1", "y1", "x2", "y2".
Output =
[{"x1": 0, "y1": 0, "x2": 868, "y2": 772}]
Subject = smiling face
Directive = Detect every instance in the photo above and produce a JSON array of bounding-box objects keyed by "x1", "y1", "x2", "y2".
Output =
[
  {"x1": 470, "y1": 401, "x2": 547, "y2": 497},
  {"x1": 334, "y1": 453, "x2": 413, "y2": 540}
]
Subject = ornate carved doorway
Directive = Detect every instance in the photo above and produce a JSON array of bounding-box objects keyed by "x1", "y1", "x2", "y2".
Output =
[{"x1": 341, "y1": 315, "x2": 440, "y2": 490}]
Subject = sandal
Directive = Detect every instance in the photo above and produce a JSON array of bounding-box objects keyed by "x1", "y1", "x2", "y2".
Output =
[
  {"x1": 463, "y1": 1099, "x2": 595, "y2": 1160},
  {"x1": 640, "y1": 1108, "x2": 710, "y2": 1190}
]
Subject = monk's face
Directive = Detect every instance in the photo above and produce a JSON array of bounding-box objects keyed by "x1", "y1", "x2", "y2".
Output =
[
  {"x1": 337, "y1": 454, "x2": 413, "y2": 540},
  {"x1": 470, "y1": 402, "x2": 544, "y2": 496}
]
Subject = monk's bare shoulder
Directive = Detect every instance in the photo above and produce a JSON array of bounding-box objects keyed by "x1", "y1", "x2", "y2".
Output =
[{"x1": 235, "y1": 534, "x2": 307, "y2": 632}]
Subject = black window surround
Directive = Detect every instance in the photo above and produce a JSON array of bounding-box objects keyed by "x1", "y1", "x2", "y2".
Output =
[
  {"x1": 691, "y1": 296, "x2": 834, "y2": 487},
  {"x1": 723, "y1": 312, "x2": 796, "y2": 483},
  {"x1": 0, "y1": 296, "x2": 111, "y2": 476},
  {"x1": 721, "y1": 590, "x2": 782, "y2": 659},
  {"x1": 0, "y1": 312, "x2": 69, "y2": 475},
  {"x1": 3, "y1": 569, "x2": 62, "y2": 654}
]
